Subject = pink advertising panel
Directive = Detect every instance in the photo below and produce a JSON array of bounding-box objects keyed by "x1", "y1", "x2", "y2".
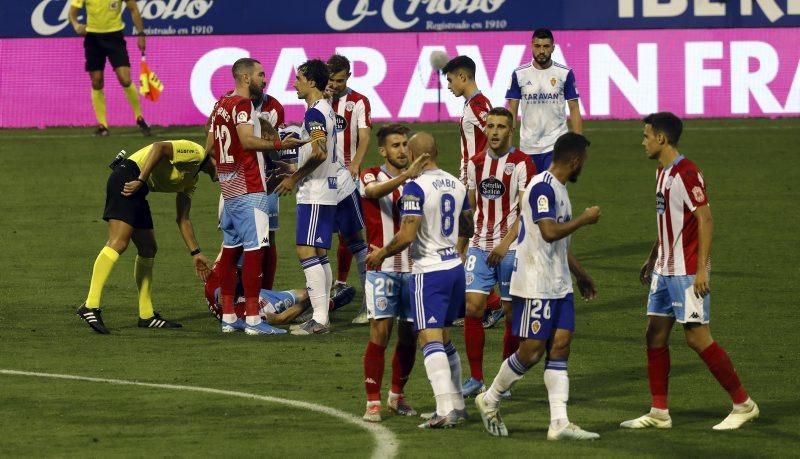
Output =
[{"x1": 1, "y1": 28, "x2": 798, "y2": 128}]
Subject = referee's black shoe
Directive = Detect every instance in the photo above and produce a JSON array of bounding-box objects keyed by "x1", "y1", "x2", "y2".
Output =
[
  {"x1": 136, "y1": 116, "x2": 152, "y2": 136},
  {"x1": 138, "y1": 312, "x2": 182, "y2": 329},
  {"x1": 76, "y1": 303, "x2": 110, "y2": 334}
]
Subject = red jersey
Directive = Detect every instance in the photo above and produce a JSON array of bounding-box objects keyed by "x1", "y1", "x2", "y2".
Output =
[
  {"x1": 459, "y1": 91, "x2": 491, "y2": 183},
  {"x1": 654, "y1": 156, "x2": 709, "y2": 276},
  {"x1": 210, "y1": 94, "x2": 267, "y2": 199},
  {"x1": 467, "y1": 148, "x2": 536, "y2": 251},
  {"x1": 256, "y1": 93, "x2": 285, "y2": 130},
  {"x1": 331, "y1": 88, "x2": 372, "y2": 167},
  {"x1": 360, "y1": 166, "x2": 412, "y2": 273}
]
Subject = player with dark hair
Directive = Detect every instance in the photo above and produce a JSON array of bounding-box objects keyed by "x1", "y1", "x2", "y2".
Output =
[
  {"x1": 275, "y1": 59, "x2": 340, "y2": 335},
  {"x1": 507, "y1": 28, "x2": 582, "y2": 173},
  {"x1": 68, "y1": 0, "x2": 151, "y2": 137},
  {"x1": 360, "y1": 124, "x2": 431, "y2": 422},
  {"x1": 75, "y1": 140, "x2": 217, "y2": 334},
  {"x1": 620, "y1": 112, "x2": 758, "y2": 430},
  {"x1": 325, "y1": 54, "x2": 373, "y2": 324},
  {"x1": 461, "y1": 107, "x2": 536, "y2": 397},
  {"x1": 475, "y1": 132, "x2": 601, "y2": 440},
  {"x1": 207, "y1": 57, "x2": 304, "y2": 336}
]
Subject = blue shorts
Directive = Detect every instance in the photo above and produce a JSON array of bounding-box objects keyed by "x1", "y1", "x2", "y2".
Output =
[
  {"x1": 465, "y1": 247, "x2": 515, "y2": 300},
  {"x1": 334, "y1": 190, "x2": 365, "y2": 237},
  {"x1": 411, "y1": 264, "x2": 466, "y2": 331},
  {"x1": 530, "y1": 151, "x2": 553, "y2": 173},
  {"x1": 647, "y1": 274, "x2": 710, "y2": 324},
  {"x1": 265, "y1": 192, "x2": 279, "y2": 231},
  {"x1": 220, "y1": 192, "x2": 270, "y2": 251},
  {"x1": 365, "y1": 271, "x2": 413, "y2": 322},
  {"x1": 511, "y1": 294, "x2": 575, "y2": 340},
  {"x1": 296, "y1": 204, "x2": 336, "y2": 249},
  {"x1": 260, "y1": 289, "x2": 297, "y2": 315}
]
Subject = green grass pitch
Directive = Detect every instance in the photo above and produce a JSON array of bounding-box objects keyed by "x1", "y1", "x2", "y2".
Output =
[{"x1": 0, "y1": 119, "x2": 798, "y2": 457}]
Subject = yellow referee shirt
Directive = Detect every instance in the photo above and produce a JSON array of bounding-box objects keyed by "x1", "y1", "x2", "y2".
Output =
[
  {"x1": 128, "y1": 140, "x2": 206, "y2": 198},
  {"x1": 70, "y1": 0, "x2": 127, "y2": 33}
]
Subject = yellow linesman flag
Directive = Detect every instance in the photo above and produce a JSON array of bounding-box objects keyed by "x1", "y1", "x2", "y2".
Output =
[{"x1": 139, "y1": 57, "x2": 163, "y2": 102}]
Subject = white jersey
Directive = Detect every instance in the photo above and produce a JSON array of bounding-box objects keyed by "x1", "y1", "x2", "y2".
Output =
[
  {"x1": 296, "y1": 98, "x2": 338, "y2": 205},
  {"x1": 336, "y1": 161, "x2": 357, "y2": 201},
  {"x1": 400, "y1": 169, "x2": 468, "y2": 274},
  {"x1": 506, "y1": 60, "x2": 579, "y2": 155},
  {"x1": 509, "y1": 171, "x2": 573, "y2": 299}
]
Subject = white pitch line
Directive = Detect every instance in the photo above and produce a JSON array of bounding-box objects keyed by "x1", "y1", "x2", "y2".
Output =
[{"x1": 0, "y1": 369, "x2": 398, "y2": 459}]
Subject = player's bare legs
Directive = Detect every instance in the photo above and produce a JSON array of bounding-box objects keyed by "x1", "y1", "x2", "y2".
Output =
[{"x1": 463, "y1": 291, "x2": 488, "y2": 396}]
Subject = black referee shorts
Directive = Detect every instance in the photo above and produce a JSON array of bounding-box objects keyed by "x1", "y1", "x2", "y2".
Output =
[
  {"x1": 103, "y1": 160, "x2": 154, "y2": 229},
  {"x1": 84, "y1": 31, "x2": 131, "y2": 72}
]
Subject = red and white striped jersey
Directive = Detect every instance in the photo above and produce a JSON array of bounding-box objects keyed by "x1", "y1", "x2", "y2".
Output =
[
  {"x1": 210, "y1": 94, "x2": 266, "y2": 199},
  {"x1": 360, "y1": 165, "x2": 412, "y2": 273},
  {"x1": 467, "y1": 147, "x2": 536, "y2": 251},
  {"x1": 459, "y1": 91, "x2": 491, "y2": 182},
  {"x1": 255, "y1": 93, "x2": 285, "y2": 130},
  {"x1": 654, "y1": 155, "x2": 709, "y2": 276},
  {"x1": 331, "y1": 88, "x2": 372, "y2": 167}
]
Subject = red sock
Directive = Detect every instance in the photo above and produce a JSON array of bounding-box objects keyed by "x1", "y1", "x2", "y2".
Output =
[
  {"x1": 464, "y1": 316, "x2": 485, "y2": 381},
  {"x1": 699, "y1": 341, "x2": 749, "y2": 404},
  {"x1": 502, "y1": 320, "x2": 519, "y2": 360},
  {"x1": 391, "y1": 342, "x2": 417, "y2": 394},
  {"x1": 647, "y1": 346, "x2": 670, "y2": 409},
  {"x1": 486, "y1": 289, "x2": 501, "y2": 311},
  {"x1": 218, "y1": 247, "x2": 242, "y2": 315},
  {"x1": 241, "y1": 249, "x2": 263, "y2": 318},
  {"x1": 364, "y1": 341, "x2": 386, "y2": 402},
  {"x1": 337, "y1": 236, "x2": 353, "y2": 283},
  {"x1": 261, "y1": 243, "x2": 277, "y2": 290}
]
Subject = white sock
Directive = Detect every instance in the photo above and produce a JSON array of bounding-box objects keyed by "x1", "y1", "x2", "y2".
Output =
[
  {"x1": 423, "y1": 342, "x2": 455, "y2": 416},
  {"x1": 320, "y1": 255, "x2": 333, "y2": 291},
  {"x1": 301, "y1": 257, "x2": 329, "y2": 325},
  {"x1": 485, "y1": 352, "x2": 529, "y2": 409},
  {"x1": 222, "y1": 313, "x2": 237, "y2": 323},
  {"x1": 544, "y1": 364, "x2": 569, "y2": 427},
  {"x1": 246, "y1": 315, "x2": 261, "y2": 326},
  {"x1": 650, "y1": 407, "x2": 670, "y2": 417},
  {"x1": 444, "y1": 342, "x2": 465, "y2": 410}
]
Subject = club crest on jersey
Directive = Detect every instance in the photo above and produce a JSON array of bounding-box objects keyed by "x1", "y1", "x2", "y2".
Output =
[
  {"x1": 362, "y1": 172, "x2": 376, "y2": 184},
  {"x1": 236, "y1": 111, "x2": 249, "y2": 123},
  {"x1": 504, "y1": 163, "x2": 515, "y2": 175},
  {"x1": 550, "y1": 77, "x2": 557, "y2": 87},
  {"x1": 376, "y1": 297, "x2": 388, "y2": 311},
  {"x1": 335, "y1": 114, "x2": 348, "y2": 131},
  {"x1": 345, "y1": 101, "x2": 356, "y2": 112},
  {"x1": 531, "y1": 320, "x2": 541, "y2": 334},
  {"x1": 537, "y1": 195, "x2": 549, "y2": 213},
  {"x1": 479, "y1": 177, "x2": 505, "y2": 200},
  {"x1": 692, "y1": 186, "x2": 705, "y2": 202},
  {"x1": 656, "y1": 191, "x2": 666, "y2": 214}
]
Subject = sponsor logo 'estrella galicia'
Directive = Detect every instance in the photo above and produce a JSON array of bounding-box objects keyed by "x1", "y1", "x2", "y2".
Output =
[
  {"x1": 479, "y1": 177, "x2": 505, "y2": 200},
  {"x1": 335, "y1": 114, "x2": 348, "y2": 131},
  {"x1": 656, "y1": 191, "x2": 666, "y2": 215}
]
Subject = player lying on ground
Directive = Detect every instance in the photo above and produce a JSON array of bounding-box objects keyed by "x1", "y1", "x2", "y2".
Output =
[{"x1": 76, "y1": 140, "x2": 217, "y2": 334}]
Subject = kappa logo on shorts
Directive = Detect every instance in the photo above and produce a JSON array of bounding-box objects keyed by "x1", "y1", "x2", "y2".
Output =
[
  {"x1": 531, "y1": 320, "x2": 541, "y2": 334},
  {"x1": 376, "y1": 297, "x2": 388, "y2": 311},
  {"x1": 689, "y1": 312, "x2": 700, "y2": 319}
]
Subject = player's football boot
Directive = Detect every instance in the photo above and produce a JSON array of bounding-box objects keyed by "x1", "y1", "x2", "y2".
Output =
[
  {"x1": 451, "y1": 318, "x2": 465, "y2": 327},
  {"x1": 245, "y1": 321, "x2": 287, "y2": 335},
  {"x1": 363, "y1": 402, "x2": 382, "y2": 422},
  {"x1": 136, "y1": 117, "x2": 152, "y2": 136},
  {"x1": 420, "y1": 408, "x2": 468, "y2": 423},
  {"x1": 482, "y1": 309, "x2": 505, "y2": 329},
  {"x1": 93, "y1": 125, "x2": 109, "y2": 137},
  {"x1": 475, "y1": 392, "x2": 508, "y2": 437},
  {"x1": 500, "y1": 389, "x2": 512, "y2": 399},
  {"x1": 462, "y1": 377, "x2": 486, "y2": 397},
  {"x1": 292, "y1": 309, "x2": 313, "y2": 326},
  {"x1": 712, "y1": 399, "x2": 759, "y2": 430},
  {"x1": 76, "y1": 303, "x2": 110, "y2": 334},
  {"x1": 330, "y1": 284, "x2": 356, "y2": 312},
  {"x1": 138, "y1": 312, "x2": 182, "y2": 329},
  {"x1": 547, "y1": 422, "x2": 600, "y2": 440},
  {"x1": 417, "y1": 411, "x2": 457, "y2": 429},
  {"x1": 388, "y1": 395, "x2": 417, "y2": 416},
  {"x1": 620, "y1": 410, "x2": 673, "y2": 429},
  {"x1": 220, "y1": 318, "x2": 247, "y2": 333},
  {"x1": 290, "y1": 319, "x2": 330, "y2": 335},
  {"x1": 351, "y1": 302, "x2": 369, "y2": 324}
]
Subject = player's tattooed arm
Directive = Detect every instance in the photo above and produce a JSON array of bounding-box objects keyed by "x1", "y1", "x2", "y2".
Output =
[{"x1": 365, "y1": 215, "x2": 421, "y2": 270}]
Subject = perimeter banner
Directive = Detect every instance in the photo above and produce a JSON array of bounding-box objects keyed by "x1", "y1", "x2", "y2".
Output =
[{"x1": 1, "y1": 28, "x2": 798, "y2": 127}]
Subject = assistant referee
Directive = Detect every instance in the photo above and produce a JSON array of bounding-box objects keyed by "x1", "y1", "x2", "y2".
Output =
[
  {"x1": 69, "y1": 0, "x2": 151, "y2": 137},
  {"x1": 76, "y1": 140, "x2": 217, "y2": 334}
]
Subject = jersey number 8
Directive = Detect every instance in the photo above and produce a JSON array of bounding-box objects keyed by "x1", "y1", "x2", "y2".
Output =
[{"x1": 441, "y1": 193, "x2": 456, "y2": 237}]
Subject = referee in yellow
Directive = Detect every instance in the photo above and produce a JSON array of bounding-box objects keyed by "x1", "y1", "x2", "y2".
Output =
[
  {"x1": 77, "y1": 140, "x2": 217, "y2": 334},
  {"x1": 68, "y1": 0, "x2": 151, "y2": 137}
]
